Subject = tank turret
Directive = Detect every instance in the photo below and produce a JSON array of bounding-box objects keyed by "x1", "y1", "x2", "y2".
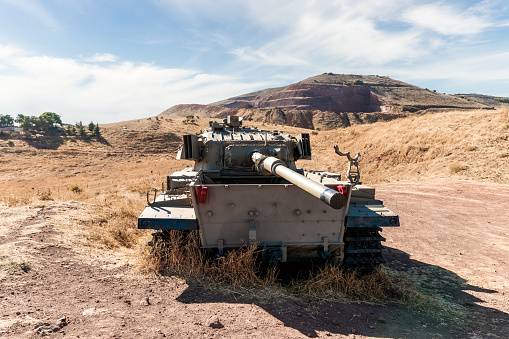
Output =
[{"x1": 138, "y1": 116, "x2": 399, "y2": 267}]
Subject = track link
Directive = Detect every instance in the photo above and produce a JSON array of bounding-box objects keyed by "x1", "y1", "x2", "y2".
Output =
[{"x1": 343, "y1": 226, "x2": 386, "y2": 271}]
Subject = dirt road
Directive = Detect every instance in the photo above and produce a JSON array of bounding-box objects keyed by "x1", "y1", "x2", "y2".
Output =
[{"x1": 0, "y1": 180, "x2": 508, "y2": 338}]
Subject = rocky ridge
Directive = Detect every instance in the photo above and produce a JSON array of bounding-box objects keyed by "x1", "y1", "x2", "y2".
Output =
[{"x1": 158, "y1": 74, "x2": 493, "y2": 130}]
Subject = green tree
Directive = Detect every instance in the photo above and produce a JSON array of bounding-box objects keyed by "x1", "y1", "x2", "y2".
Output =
[
  {"x1": 76, "y1": 121, "x2": 86, "y2": 136},
  {"x1": 39, "y1": 112, "x2": 62, "y2": 129},
  {"x1": 88, "y1": 121, "x2": 95, "y2": 132},
  {"x1": 0, "y1": 114, "x2": 12, "y2": 126},
  {"x1": 93, "y1": 123, "x2": 100, "y2": 136},
  {"x1": 20, "y1": 116, "x2": 35, "y2": 130},
  {"x1": 353, "y1": 79, "x2": 364, "y2": 86},
  {"x1": 15, "y1": 114, "x2": 25, "y2": 125}
]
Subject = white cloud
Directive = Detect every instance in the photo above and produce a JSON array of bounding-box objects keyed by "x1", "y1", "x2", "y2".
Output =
[
  {"x1": 0, "y1": 44, "x2": 274, "y2": 123},
  {"x1": 156, "y1": 1, "x2": 501, "y2": 72},
  {"x1": 224, "y1": 1, "x2": 428, "y2": 68},
  {"x1": 402, "y1": 3, "x2": 491, "y2": 35},
  {"x1": 80, "y1": 53, "x2": 119, "y2": 63}
]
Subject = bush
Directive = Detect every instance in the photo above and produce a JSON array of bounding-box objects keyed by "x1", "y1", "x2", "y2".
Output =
[
  {"x1": 494, "y1": 97, "x2": 509, "y2": 104},
  {"x1": 7, "y1": 139, "x2": 14, "y2": 146},
  {"x1": 70, "y1": 185, "x2": 83, "y2": 194},
  {"x1": 353, "y1": 79, "x2": 364, "y2": 86},
  {"x1": 450, "y1": 164, "x2": 467, "y2": 173}
]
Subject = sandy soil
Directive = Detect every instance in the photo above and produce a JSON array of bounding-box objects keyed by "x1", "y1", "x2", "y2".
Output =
[{"x1": 1, "y1": 180, "x2": 508, "y2": 338}]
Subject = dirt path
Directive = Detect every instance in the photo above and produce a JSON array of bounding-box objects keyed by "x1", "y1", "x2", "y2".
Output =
[
  {"x1": 0, "y1": 180, "x2": 508, "y2": 338},
  {"x1": 376, "y1": 179, "x2": 509, "y2": 338}
]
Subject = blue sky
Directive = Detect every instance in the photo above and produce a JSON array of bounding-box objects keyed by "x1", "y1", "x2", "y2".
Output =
[{"x1": 0, "y1": 0, "x2": 508, "y2": 123}]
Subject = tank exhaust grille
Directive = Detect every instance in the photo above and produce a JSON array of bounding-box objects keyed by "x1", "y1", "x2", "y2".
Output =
[
  {"x1": 181, "y1": 134, "x2": 200, "y2": 159},
  {"x1": 296, "y1": 133, "x2": 311, "y2": 159}
]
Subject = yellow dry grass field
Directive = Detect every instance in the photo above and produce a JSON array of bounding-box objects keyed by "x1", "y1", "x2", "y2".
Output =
[{"x1": 305, "y1": 109, "x2": 509, "y2": 184}]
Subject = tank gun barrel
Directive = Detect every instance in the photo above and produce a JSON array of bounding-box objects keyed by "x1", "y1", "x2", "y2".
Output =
[{"x1": 251, "y1": 152, "x2": 347, "y2": 209}]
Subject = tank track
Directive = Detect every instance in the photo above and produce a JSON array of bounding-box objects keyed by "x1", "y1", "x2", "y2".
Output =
[{"x1": 343, "y1": 226, "x2": 386, "y2": 271}]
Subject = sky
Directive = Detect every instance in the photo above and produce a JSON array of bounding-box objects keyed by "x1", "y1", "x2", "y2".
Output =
[{"x1": 0, "y1": 0, "x2": 508, "y2": 124}]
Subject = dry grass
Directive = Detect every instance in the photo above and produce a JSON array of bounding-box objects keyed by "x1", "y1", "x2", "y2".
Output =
[
  {"x1": 305, "y1": 109, "x2": 509, "y2": 184},
  {"x1": 144, "y1": 231, "x2": 419, "y2": 304},
  {"x1": 144, "y1": 231, "x2": 277, "y2": 289},
  {"x1": 85, "y1": 201, "x2": 145, "y2": 249},
  {"x1": 145, "y1": 231, "x2": 205, "y2": 276},
  {"x1": 142, "y1": 231, "x2": 466, "y2": 323},
  {"x1": 294, "y1": 265, "x2": 407, "y2": 302}
]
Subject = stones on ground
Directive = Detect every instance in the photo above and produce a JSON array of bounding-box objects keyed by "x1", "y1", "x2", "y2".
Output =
[
  {"x1": 140, "y1": 296, "x2": 150, "y2": 306},
  {"x1": 378, "y1": 316, "x2": 386, "y2": 323},
  {"x1": 205, "y1": 315, "x2": 224, "y2": 329},
  {"x1": 33, "y1": 323, "x2": 61, "y2": 336},
  {"x1": 57, "y1": 316, "x2": 68, "y2": 327},
  {"x1": 33, "y1": 316, "x2": 68, "y2": 336},
  {"x1": 82, "y1": 307, "x2": 108, "y2": 316}
]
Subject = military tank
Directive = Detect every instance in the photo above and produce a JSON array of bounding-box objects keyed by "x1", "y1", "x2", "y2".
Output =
[{"x1": 138, "y1": 116, "x2": 399, "y2": 268}]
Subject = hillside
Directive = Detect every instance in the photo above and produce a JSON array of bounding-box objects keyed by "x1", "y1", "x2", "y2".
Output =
[
  {"x1": 1, "y1": 109, "x2": 508, "y2": 338},
  {"x1": 213, "y1": 74, "x2": 490, "y2": 112},
  {"x1": 455, "y1": 93, "x2": 509, "y2": 109},
  {"x1": 3, "y1": 109, "x2": 507, "y2": 198},
  {"x1": 157, "y1": 73, "x2": 492, "y2": 130}
]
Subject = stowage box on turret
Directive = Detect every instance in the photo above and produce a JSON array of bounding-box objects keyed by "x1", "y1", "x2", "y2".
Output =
[{"x1": 138, "y1": 116, "x2": 399, "y2": 268}]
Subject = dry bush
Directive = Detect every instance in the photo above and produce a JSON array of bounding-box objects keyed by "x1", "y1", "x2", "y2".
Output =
[
  {"x1": 449, "y1": 163, "x2": 468, "y2": 173},
  {"x1": 2, "y1": 260, "x2": 32, "y2": 274},
  {"x1": 87, "y1": 202, "x2": 144, "y2": 249},
  {"x1": 69, "y1": 185, "x2": 83, "y2": 194},
  {"x1": 1, "y1": 194, "x2": 33, "y2": 207},
  {"x1": 144, "y1": 231, "x2": 277, "y2": 289},
  {"x1": 147, "y1": 230, "x2": 205, "y2": 276},
  {"x1": 294, "y1": 265, "x2": 407, "y2": 302},
  {"x1": 209, "y1": 246, "x2": 278, "y2": 288},
  {"x1": 36, "y1": 189, "x2": 53, "y2": 201},
  {"x1": 145, "y1": 233, "x2": 418, "y2": 303},
  {"x1": 145, "y1": 235, "x2": 462, "y2": 321}
]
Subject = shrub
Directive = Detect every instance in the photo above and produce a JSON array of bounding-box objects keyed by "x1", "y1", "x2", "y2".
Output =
[
  {"x1": 353, "y1": 79, "x2": 363, "y2": 86},
  {"x1": 494, "y1": 97, "x2": 509, "y2": 104},
  {"x1": 450, "y1": 164, "x2": 467, "y2": 173},
  {"x1": 7, "y1": 139, "x2": 14, "y2": 146},
  {"x1": 70, "y1": 185, "x2": 83, "y2": 194}
]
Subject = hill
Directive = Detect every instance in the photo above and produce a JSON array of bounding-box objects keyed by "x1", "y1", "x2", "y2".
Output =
[
  {"x1": 157, "y1": 74, "x2": 493, "y2": 130},
  {"x1": 455, "y1": 93, "x2": 509, "y2": 109}
]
